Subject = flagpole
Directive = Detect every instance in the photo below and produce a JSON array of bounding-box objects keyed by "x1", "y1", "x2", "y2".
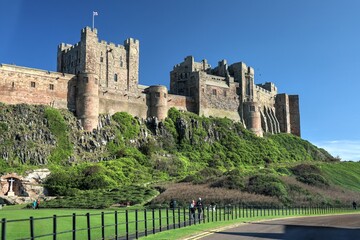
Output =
[{"x1": 92, "y1": 12, "x2": 95, "y2": 29}]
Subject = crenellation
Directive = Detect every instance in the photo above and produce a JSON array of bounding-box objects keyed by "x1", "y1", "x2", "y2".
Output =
[{"x1": 0, "y1": 26, "x2": 300, "y2": 137}]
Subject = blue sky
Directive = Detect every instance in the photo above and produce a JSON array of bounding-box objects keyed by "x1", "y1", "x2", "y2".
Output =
[{"x1": 1, "y1": 0, "x2": 360, "y2": 160}]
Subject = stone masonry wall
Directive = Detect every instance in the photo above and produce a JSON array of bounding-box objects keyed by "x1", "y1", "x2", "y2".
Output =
[{"x1": 0, "y1": 64, "x2": 74, "y2": 109}]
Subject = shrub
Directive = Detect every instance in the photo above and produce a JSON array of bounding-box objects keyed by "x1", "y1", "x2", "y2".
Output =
[
  {"x1": 182, "y1": 167, "x2": 223, "y2": 184},
  {"x1": 210, "y1": 169, "x2": 245, "y2": 190},
  {"x1": 247, "y1": 174, "x2": 288, "y2": 199},
  {"x1": 112, "y1": 112, "x2": 140, "y2": 139},
  {"x1": 291, "y1": 164, "x2": 329, "y2": 187}
]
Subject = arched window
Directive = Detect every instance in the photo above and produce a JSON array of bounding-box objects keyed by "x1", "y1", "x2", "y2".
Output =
[{"x1": 114, "y1": 74, "x2": 118, "y2": 82}]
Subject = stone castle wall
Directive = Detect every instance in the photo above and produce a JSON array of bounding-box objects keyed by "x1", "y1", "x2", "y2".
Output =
[
  {"x1": 0, "y1": 27, "x2": 300, "y2": 137},
  {"x1": 0, "y1": 64, "x2": 75, "y2": 110}
]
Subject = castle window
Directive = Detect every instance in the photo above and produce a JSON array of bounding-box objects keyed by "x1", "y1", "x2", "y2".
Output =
[
  {"x1": 100, "y1": 57, "x2": 104, "y2": 63},
  {"x1": 49, "y1": 84, "x2": 54, "y2": 90},
  {"x1": 250, "y1": 106, "x2": 256, "y2": 112},
  {"x1": 212, "y1": 89, "x2": 217, "y2": 96},
  {"x1": 120, "y1": 61, "x2": 123, "y2": 67},
  {"x1": 223, "y1": 91, "x2": 227, "y2": 97},
  {"x1": 31, "y1": 82, "x2": 36, "y2": 88},
  {"x1": 12, "y1": 82, "x2": 15, "y2": 88},
  {"x1": 155, "y1": 92, "x2": 160, "y2": 98},
  {"x1": 114, "y1": 74, "x2": 118, "y2": 82}
]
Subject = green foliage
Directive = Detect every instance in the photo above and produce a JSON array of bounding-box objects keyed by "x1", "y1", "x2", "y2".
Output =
[
  {"x1": 112, "y1": 112, "x2": 140, "y2": 139},
  {"x1": 210, "y1": 169, "x2": 245, "y2": 190},
  {"x1": 182, "y1": 167, "x2": 223, "y2": 184},
  {"x1": 291, "y1": 164, "x2": 329, "y2": 187},
  {"x1": 247, "y1": 174, "x2": 288, "y2": 199},
  {"x1": 45, "y1": 160, "x2": 152, "y2": 196},
  {"x1": 0, "y1": 121, "x2": 8, "y2": 134},
  {"x1": 41, "y1": 186, "x2": 158, "y2": 209},
  {"x1": 44, "y1": 107, "x2": 73, "y2": 164},
  {"x1": 167, "y1": 107, "x2": 181, "y2": 123}
]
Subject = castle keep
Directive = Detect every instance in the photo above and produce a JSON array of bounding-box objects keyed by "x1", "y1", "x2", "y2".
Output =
[{"x1": 0, "y1": 27, "x2": 300, "y2": 137}]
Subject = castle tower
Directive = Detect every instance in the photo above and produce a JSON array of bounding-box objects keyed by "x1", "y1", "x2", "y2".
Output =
[
  {"x1": 124, "y1": 38, "x2": 140, "y2": 92},
  {"x1": 243, "y1": 101, "x2": 263, "y2": 137},
  {"x1": 275, "y1": 94, "x2": 291, "y2": 133},
  {"x1": 289, "y1": 95, "x2": 301, "y2": 137},
  {"x1": 147, "y1": 85, "x2": 168, "y2": 121},
  {"x1": 76, "y1": 73, "x2": 99, "y2": 130}
]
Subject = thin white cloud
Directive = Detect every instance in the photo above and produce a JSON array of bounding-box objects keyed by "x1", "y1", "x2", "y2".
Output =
[{"x1": 314, "y1": 140, "x2": 360, "y2": 161}]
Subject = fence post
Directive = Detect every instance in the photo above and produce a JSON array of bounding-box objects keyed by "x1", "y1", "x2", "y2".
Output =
[
  {"x1": 2, "y1": 218, "x2": 6, "y2": 240},
  {"x1": 125, "y1": 210, "x2": 129, "y2": 240},
  {"x1": 166, "y1": 208, "x2": 170, "y2": 230},
  {"x1": 144, "y1": 209, "x2": 147, "y2": 237},
  {"x1": 30, "y1": 217, "x2": 34, "y2": 240},
  {"x1": 159, "y1": 209, "x2": 162, "y2": 232},
  {"x1": 172, "y1": 208, "x2": 176, "y2": 229},
  {"x1": 152, "y1": 209, "x2": 155, "y2": 234},
  {"x1": 72, "y1": 213, "x2": 77, "y2": 240},
  {"x1": 101, "y1": 212, "x2": 105, "y2": 240},
  {"x1": 114, "y1": 211, "x2": 118, "y2": 240},
  {"x1": 86, "y1": 213, "x2": 91, "y2": 240},
  {"x1": 207, "y1": 207, "x2": 210, "y2": 223},
  {"x1": 53, "y1": 215, "x2": 57, "y2": 240},
  {"x1": 183, "y1": 207, "x2": 186, "y2": 227},
  {"x1": 178, "y1": 208, "x2": 181, "y2": 228},
  {"x1": 135, "y1": 210, "x2": 138, "y2": 239}
]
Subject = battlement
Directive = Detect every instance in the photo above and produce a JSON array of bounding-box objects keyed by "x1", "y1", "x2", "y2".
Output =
[
  {"x1": 99, "y1": 40, "x2": 125, "y2": 49},
  {"x1": 58, "y1": 42, "x2": 80, "y2": 53},
  {"x1": 124, "y1": 38, "x2": 139, "y2": 45},
  {"x1": 256, "y1": 82, "x2": 277, "y2": 92},
  {"x1": 81, "y1": 26, "x2": 98, "y2": 35},
  {"x1": 0, "y1": 63, "x2": 74, "y2": 78}
]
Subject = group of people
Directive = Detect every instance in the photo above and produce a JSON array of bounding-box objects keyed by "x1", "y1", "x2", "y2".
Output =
[
  {"x1": 32, "y1": 199, "x2": 40, "y2": 209},
  {"x1": 189, "y1": 198, "x2": 203, "y2": 220}
]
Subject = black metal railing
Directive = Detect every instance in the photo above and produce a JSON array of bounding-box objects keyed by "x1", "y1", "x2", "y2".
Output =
[{"x1": 0, "y1": 205, "x2": 357, "y2": 240}]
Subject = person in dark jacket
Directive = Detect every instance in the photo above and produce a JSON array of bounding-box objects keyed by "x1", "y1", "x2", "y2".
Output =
[{"x1": 196, "y1": 197, "x2": 203, "y2": 220}]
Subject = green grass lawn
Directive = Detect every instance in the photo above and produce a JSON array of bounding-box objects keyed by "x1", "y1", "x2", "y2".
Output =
[
  {"x1": 320, "y1": 162, "x2": 360, "y2": 192},
  {"x1": 1, "y1": 205, "x2": 356, "y2": 240}
]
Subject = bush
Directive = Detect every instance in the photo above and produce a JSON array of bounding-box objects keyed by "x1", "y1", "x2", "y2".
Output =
[
  {"x1": 40, "y1": 186, "x2": 158, "y2": 209},
  {"x1": 182, "y1": 167, "x2": 223, "y2": 184},
  {"x1": 247, "y1": 174, "x2": 288, "y2": 199},
  {"x1": 291, "y1": 164, "x2": 329, "y2": 187},
  {"x1": 112, "y1": 112, "x2": 140, "y2": 139},
  {"x1": 210, "y1": 169, "x2": 245, "y2": 190}
]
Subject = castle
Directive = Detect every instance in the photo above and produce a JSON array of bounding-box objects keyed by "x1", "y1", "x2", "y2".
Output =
[{"x1": 0, "y1": 27, "x2": 300, "y2": 137}]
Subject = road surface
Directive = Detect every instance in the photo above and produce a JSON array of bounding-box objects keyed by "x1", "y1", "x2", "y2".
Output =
[{"x1": 196, "y1": 214, "x2": 360, "y2": 240}]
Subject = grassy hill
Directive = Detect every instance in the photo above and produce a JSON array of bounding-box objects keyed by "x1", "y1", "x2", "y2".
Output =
[
  {"x1": 320, "y1": 162, "x2": 360, "y2": 192},
  {"x1": 1, "y1": 104, "x2": 358, "y2": 208}
]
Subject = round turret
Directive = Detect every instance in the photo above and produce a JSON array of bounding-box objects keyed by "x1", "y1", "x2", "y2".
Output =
[
  {"x1": 76, "y1": 73, "x2": 99, "y2": 131},
  {"x1": 243, "y1": 101, "x2": 263, "y2": 137},
  {"x1": 147, "y1": 85, "x2": 168, "y2": 121}
]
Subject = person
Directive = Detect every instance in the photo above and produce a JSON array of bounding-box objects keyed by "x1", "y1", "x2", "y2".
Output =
[
  {"x1": 32, "y1": 200, "x2": 37, "y2": 210},
  {"x1": 36, "y1": 199, "x2": 40, "y2": 209},
  {"x1": 189, "y1": 199, "x2": 196, "y2": 219},
  {"x1": 170, "y1": 199, "x2": 177, "y2": 209},
  {"x1": 353, "y1": 201, "x2": 357, "y2": 210},
  {"x1": 196, "y1": 197, "x2": 203, "y2": 220}
]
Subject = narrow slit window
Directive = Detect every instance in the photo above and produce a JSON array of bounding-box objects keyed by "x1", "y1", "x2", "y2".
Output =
[{"x1": 31, "y1": 82, "x2": 36, "y2": 88}]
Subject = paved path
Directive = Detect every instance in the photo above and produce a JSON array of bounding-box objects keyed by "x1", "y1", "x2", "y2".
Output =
[{"x1": 193, "y1": 214, "x2": 360, "y2": 240}]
